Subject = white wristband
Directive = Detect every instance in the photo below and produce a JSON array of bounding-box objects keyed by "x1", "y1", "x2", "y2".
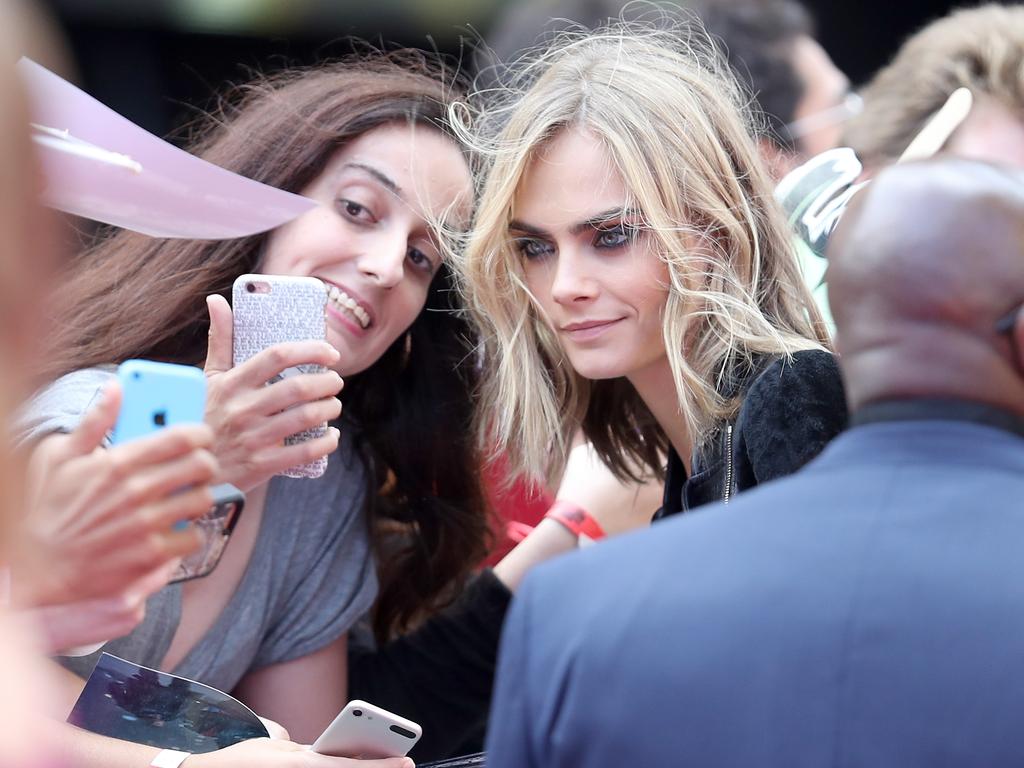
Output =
[{"x1": 150, "y1": 749, "x2": 191, "y2": 768}]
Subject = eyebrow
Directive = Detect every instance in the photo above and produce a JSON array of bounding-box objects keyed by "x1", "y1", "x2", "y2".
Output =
[
  {"x1": 341, "y1": 162, "x2": 404, "y2": 200},
  {"x1": 509, "y1": 207, "x2": 642, "y2": 237}
]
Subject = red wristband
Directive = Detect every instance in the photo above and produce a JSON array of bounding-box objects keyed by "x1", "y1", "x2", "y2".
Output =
[{"x1": 545, "y1": 500, "x2": 606, "y2": 545}]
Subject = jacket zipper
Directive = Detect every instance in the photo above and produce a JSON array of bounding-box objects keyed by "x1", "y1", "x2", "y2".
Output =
[{"x1": 723, "y1": 423, "x2": 734, "y2": 504}]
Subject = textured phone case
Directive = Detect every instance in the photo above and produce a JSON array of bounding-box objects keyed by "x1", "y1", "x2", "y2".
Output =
[{"x1": 232, "y1": 274, "x2": 329, "y2": 479}]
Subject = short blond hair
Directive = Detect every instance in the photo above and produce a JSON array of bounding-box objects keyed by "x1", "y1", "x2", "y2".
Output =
[
  {"x1": 844, "y1": 4, "x2": 1024, "y2": 167},
  {"x1": 454, "y1": 24, "x2": 829, "y2": 484}
]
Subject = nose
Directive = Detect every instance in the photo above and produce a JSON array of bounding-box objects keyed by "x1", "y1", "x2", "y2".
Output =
[
  {"x1": 549, "y1": 246, "x2": 597, "y2": 306},
  {"x1": 357, "y1": 230, "x2": 407, "y2": 289}
]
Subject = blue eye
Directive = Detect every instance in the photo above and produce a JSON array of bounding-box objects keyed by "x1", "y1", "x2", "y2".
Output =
[
  {"x1": 516, "y1": 238, "x2": 554, "y2": 260},
  {"x1": 594, "y1": 224, "x2": 635, "y2": 250}
]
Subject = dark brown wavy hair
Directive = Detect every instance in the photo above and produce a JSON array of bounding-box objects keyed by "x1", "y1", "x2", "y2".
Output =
[{"x1": 36, "y1": 51, "x2": 490, "y2": 641}]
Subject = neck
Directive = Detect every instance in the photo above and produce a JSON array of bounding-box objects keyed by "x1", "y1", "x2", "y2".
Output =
[
  {"x1": 628, "y1": 356, "x2": 693, "y2": 471},
  {"x1": 844, "y1": 340, "x2": 1024, "y2": 421}
]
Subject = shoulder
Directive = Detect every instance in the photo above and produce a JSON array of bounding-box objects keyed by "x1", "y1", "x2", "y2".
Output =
[
  {"x1": 747, "y1": 349, "x2": 842, "y2": 399},
  {"x1": 741, "y1": 350, "x2": 845, "y2": 427},
  {"x1": 736, "y1": 350, "x2": 847, "y2": 483},
  {"x1": 14, "y1": 367, "x2": 116, "y2": 446}
]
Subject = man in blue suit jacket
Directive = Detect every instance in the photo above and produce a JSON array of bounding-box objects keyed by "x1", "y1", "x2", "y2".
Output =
[{"x1": 485, "y1": 158, "x2": 1024, "y2": 767}]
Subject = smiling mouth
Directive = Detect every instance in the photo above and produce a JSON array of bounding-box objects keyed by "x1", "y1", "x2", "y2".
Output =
[
  {"x1": 325, "y1": 283, "x2": 371, "y2": 329},
  {"x1": 562, "y1": 319, "x2": 622, "y2": 332}
]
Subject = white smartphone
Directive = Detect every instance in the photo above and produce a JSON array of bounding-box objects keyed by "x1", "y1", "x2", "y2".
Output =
[
  {"x1": 231, "y1": 273, "x2": 329, "y2": 478},
  {"x1": 311, "y1": 700, "x2": 422, "y2": 759}
]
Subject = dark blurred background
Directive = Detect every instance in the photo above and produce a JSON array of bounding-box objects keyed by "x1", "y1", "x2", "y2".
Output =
[{"x1": 37, "y1": 0, "x2": 961, "y2": 141}]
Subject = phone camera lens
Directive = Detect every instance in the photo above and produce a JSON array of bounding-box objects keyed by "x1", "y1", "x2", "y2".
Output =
[
  {"x1": 245, "y1": 282, "x2": 256, "y2": 293},
  {"x1": 132, "y1": 371, "x2": 142, "y2": 380},
  {"x1": 153, "y1": 411, "x2": 167, "y2": 426},
  {"x1": 352, "y1": 709, "x2": 363, "y2": 718}
]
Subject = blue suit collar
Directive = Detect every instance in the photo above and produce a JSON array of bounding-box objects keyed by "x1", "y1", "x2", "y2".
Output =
[
  {"x1": 818, "y1": 402, "x2": 1024, "y2": 473},
  {"x1": 852, "y1": 397, "x2": 1024, "y2": 441}
]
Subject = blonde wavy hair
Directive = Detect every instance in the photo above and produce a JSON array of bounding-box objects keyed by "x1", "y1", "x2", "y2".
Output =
[{"x1": 453, "y1": 24, "x2": 830, "y2": 485}]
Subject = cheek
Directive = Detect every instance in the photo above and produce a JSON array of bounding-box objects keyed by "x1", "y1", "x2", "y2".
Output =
[
  {"x1": 522, "y1": 262, "x2": 555, "y2": 305},
  {"x1": 260, "y1": 231, "x2": 300, "y2": 275},
  {"x1": 387, "y1": 283, "x2": 432, "y2": 336}
]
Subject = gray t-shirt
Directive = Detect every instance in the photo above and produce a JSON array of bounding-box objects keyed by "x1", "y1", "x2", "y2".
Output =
[{"x1": 17, "y1": 368, "x2": 378, "y2": 692}]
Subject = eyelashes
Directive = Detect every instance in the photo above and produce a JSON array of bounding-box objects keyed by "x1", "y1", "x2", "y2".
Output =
[{"x1": 513, "y1": 222, "x2": 641, "y2": 261}]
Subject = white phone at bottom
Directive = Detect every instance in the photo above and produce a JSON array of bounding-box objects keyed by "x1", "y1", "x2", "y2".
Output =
[{"x1": 311, "y1": 700, "x2": 422, "y2": 759}]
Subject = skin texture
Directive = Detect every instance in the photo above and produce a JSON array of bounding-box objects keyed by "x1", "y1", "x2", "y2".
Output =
[
  {"x1": 202, "y1": 123, "x2": 472, "y2": 494},
  {"x1": 827, "y1": 158, "x2": 1024, "y2": 414},
  {"x1": 514, "y1": 127, "x2": 670, "y2": 383},
  {"x1": 261, "y1": 123, "x2": 472, "y2": 377},
  {"x1": 512, "y1": 126, "x2": 691, "y2": 460}
]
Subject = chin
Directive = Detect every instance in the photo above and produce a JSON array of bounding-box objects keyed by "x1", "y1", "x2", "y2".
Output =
[{"x1": 567, "y1": 358, "x2": 631, "y2": 382}]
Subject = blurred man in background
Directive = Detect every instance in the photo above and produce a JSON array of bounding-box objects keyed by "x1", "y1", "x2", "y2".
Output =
[
  {"x1": 483, "y1": 0, "x2": 852, "y2": 178},
  {"x1": 844, "y1": 3, "x2": 1024, "y2": 172}
]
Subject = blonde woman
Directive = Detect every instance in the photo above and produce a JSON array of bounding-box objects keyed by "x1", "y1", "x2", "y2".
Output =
[{"x1": 457, "y1": 26, "x2": 847, "y2": 518}]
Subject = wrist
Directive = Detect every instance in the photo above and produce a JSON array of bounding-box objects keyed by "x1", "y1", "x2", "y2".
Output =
[
  {"x1": 150, "y1": 749, "x2": 192, "y2": 768},
  {"x1": 545, "y1": 500, "x2": 606, "y2": 546}
]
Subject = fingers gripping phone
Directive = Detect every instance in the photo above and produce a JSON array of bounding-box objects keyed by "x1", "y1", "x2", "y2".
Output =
[
  {"x1": 232, "y1": 274, "x2": 329, "y2": 479},
  {"x1": 110, "y1": 360, "x2": 243, "y2": 583},
  {"x1": 312, "y1": 700, "x2": 422, "y2": 759}
]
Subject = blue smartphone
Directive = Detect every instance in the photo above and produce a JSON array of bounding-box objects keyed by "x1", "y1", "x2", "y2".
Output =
[{"x1": 111, "y1": 360, "x2": 207, "y2": 445}]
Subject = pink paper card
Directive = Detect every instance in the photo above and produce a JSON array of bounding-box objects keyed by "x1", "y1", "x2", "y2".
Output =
[{"x1": 19, "y1": 58, "x2": 316, "y2": 239}]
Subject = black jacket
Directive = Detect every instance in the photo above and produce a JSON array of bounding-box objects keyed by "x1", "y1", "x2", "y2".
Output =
[{"x1": 660, "y1": 349, "x2": 847, "y2": 517}]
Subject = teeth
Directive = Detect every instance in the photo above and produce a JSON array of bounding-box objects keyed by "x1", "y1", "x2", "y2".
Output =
[{"x1": 327, "y1": 285, "x2": 370, "y2": 329}]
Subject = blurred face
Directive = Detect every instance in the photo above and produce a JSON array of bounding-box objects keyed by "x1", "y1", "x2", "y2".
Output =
[
  {"x1": 512, "y1": 127, "x2": 670, "y2": 383},
  {"x1": 788, "y1": 36, "x2": 853, "y2": 158},
  {"x1": 261, "y1": 122, "x2": 471, "y2": 376}
]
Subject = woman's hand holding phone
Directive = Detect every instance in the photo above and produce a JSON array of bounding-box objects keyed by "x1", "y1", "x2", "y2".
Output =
[
  {"x1": 202, "y1": 295, "x2": 343, "y2": 493},
  {"x1": 14, "y1": 381, "x2": 218, "y2": 639},
  {"x1": 185, "y1": 738, "x2": 415, "y2": 768}
]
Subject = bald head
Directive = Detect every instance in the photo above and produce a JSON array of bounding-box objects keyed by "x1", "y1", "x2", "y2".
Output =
[{"x1": 828, "y1": 158, "x2": 1024, "y2": 414}]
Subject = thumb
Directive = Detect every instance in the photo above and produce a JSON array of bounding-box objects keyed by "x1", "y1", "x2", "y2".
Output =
[
  {"x1": 204, "y1": 294, "x2": 234, "y2": 376},
  {"x1": 61, "y1": 380, "x2": 122, "y2": 458}
]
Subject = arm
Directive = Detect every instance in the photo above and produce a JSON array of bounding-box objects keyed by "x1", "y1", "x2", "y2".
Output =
[
  {"x1": 348, "y1": 442, "x2": 661, "y2": 760},
  {"x1": 41, "y1": 657, "x2": 396, "y2": 768},
  {"x1": 46, "y1": 721, "x2": 414, "y2": 768},
  {"x1": 232, "y1": 634, "x2": 349, "y2": 745}
]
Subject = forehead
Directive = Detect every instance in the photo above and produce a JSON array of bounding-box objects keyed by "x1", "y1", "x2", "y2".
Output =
[
  {"x1": 314, "y1": 122, "x2": 472, "y2": 216},
  {"x1": 512, "y1": 127, "x2": 629, "y2": 226},
  {"x1": 791, "y1": 36, "x2": 848, "y2": 105}
]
